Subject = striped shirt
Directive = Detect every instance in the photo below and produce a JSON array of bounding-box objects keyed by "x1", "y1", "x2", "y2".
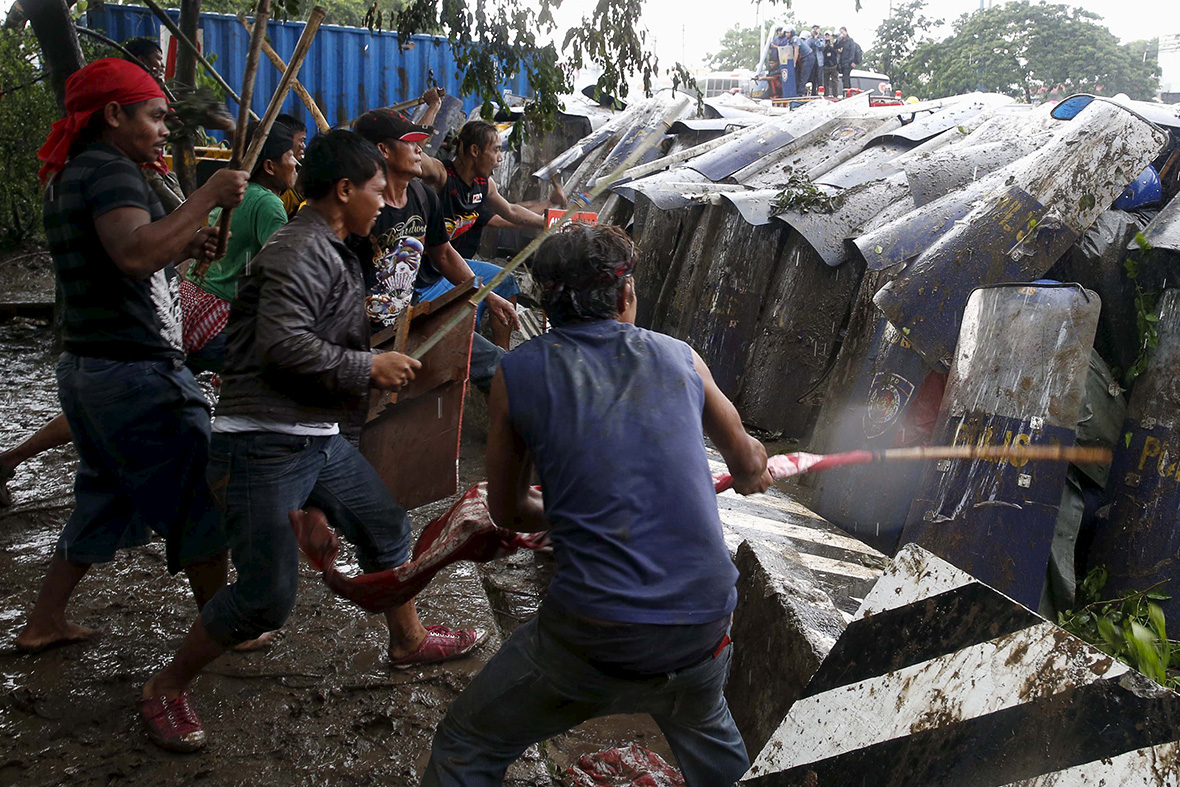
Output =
[{"x1": 44, "y1": 143, "x2": 182, "y2": 361}]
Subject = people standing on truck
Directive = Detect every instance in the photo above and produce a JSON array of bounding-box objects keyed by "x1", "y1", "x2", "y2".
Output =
[
  {"x1": 15, "y1": 58, "x2": 247, "y2": 654},
  {"x1": 351, "y1": 108, "x2": 506, "y2": 392},
  {"x1": 796, "y1": 30, "x2": 818, "y2": 96},
  {"x1": 838, "y1": 27, "x2": 863, "y2": 94},
  {"x1": 811, "y1": 26, "x2": 825, "y2": 87},
  {"x1": 769, "y1": 26, "x2": 790, "y2": 97},
  {"x1": 422, "y1": 223, "x2": 773, "y2": 786},
  {"x1": 180, "y1": 121, "x2": 298, "y2": 374},
  {"x1": 140, "y1": 129, "x2": 487, "y2": 753},
  {"x1": 823, "y1": 31, "x2": 840, "y2": 97}
]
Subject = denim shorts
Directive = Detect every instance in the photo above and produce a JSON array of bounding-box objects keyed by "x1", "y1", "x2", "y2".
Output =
[{"x1": 55, "y1": 353, "x2": 225, "y2": 574}]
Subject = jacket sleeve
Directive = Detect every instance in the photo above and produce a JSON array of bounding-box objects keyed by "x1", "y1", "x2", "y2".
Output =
[{"x1": 252, "y1": 238, "x2": 373, "y2": 396}]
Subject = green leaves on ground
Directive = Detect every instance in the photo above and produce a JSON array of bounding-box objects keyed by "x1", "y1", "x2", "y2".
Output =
[
  {"x1": 770, "y1": 168, "x2": 844, "y2": 215},
  {"x1": 1058, "y1": 564, "x2": 1177, "y2": 689}
]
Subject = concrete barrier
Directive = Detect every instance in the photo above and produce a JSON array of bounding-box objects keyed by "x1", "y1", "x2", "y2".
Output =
[{"x1": 741, "y1": 543, "x2": 1180, "y2": 786}]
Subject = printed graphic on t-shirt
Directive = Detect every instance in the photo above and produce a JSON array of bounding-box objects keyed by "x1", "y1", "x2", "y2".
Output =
[
  {"x1": 150, "y1": 268, "x2": 184, "y2": 352},
  {"x1": 366, "y1": 219, "x2": 427, "y2": 326},
  {"x1": 445, "y1": 211, "x2": 479, "y2": 241}
]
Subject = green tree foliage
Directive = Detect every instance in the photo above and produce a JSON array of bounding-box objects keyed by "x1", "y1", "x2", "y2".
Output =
[
  {"x1": 706, "y1": 25, "x2": 761, "y2": 71},
  {"x1": 864, "y1": 0, "x2": 940, "y2": 93},
  {"x1": 0, "y1": 28, "x2": 56, "y2": 247},
  {"x1": 900, "y1": 1, "x2": 1159, "y2": 101}
]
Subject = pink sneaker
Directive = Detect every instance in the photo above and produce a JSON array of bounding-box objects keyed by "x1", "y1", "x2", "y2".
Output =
[
  {"x1": 138, "y1": 690, "x2": 207, "y2": 752},
  {"x1": 389, "y1": 625, "x2": 488, "y2": 670}
]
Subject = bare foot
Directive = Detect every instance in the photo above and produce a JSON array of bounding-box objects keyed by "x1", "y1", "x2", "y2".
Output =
[
  {"x1": 15, "y1": 620, "x2": 96, "y2": 653},
  {"x1": 232, "y1": 631, "x2": 278, "y2": 652}
]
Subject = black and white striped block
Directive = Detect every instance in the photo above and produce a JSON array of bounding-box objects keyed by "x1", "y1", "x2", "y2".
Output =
[{"x1": 741, "y1": 543, "x2": 1180, "y2": 786}]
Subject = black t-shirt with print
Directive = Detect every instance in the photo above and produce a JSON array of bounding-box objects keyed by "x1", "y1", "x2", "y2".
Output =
[
  {"x1": 348, "y1": 179, "x2": 449, "y2": 328},
  {"x1": 440, "y1": 161, "x2": 489, "y2": 260},
  {"x1": 44, "y1": 143, "x2": 182, "y2": 361}
]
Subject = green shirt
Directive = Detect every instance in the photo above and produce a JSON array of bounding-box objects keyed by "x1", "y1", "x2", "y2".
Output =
[{"x1": 191, "y1": 181, "x2": 287, "y2": 302}]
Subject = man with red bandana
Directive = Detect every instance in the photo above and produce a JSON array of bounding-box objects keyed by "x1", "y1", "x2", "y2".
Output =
[{"x1": 16, "y1": 60, "x2": 247, "y2": 677}]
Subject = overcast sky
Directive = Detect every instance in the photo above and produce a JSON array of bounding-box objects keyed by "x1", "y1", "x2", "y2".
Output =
[
  {"x1": 6, "y1": 0, "x2": 1177, "y2": 73},
  {"x1": 603, "y1": 0, "x2": 1180, "y2": 70}
]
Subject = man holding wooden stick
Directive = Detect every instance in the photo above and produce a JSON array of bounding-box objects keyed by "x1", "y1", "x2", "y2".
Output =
[
  {"x1": 142, "y1": 130, "x2": 485, "y2": 752},
  {"x1": 17, "y1": 59, "x2": 247, "y2": 655}
]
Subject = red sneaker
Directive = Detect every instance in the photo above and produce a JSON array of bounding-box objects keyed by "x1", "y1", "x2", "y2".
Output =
[
  {"x1": 139, "y1": 690, "x2": 207, "y2": 752},
  {"x1": 389, "y1": 625, "x2": 488, "y2": 670}
]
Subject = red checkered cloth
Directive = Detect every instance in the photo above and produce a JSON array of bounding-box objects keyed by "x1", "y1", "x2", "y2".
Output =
[{"x1": 180, "y1": 279, "x2": 230, "y2": 354}]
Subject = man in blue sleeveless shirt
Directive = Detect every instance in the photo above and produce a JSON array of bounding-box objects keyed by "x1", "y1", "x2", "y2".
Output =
[{"x1": 422, "y1": 224, "x2": 772, "y2": 786}]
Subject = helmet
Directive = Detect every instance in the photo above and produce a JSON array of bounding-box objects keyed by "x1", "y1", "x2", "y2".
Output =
[{"x1": 1114, "y1": 165, "x2": 1161, "y2": 211}]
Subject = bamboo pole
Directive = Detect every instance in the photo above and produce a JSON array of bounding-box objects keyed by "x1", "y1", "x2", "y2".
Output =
[
  {"x1": 880, "y1": 444, "x2": 1112, "y2": 465},
  {"x1": 239, "y1": 6, "x2": 326, "y2": 175},
  {"x1": 211, "y1": 0, "x2": 271, "y2": 260},
  {"x1": 237, "y1": 12, "x2": 329, "y2": 133},
  {"x1": 141, "y1": 0, "x2": 259, "y2": 122},
  {"x1": 213, "y1": 5, "x2": 326, "y2": 259}
]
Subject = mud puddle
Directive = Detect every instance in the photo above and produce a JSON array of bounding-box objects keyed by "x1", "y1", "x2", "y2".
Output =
[{"x1": 0, "y1": 315, "x2": 673, "y2": 786}]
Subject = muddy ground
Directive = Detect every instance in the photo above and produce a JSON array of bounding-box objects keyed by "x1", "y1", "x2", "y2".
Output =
[{"x1": 0, "y1": 292, "x2": 672, "y2": 785}]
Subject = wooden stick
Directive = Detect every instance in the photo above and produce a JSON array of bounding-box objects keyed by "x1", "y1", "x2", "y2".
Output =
[
  {"x1": 880, "y1": 444, "x2": 1112, "y2": 465},
  {"x1": 212, "y1": 0, "x2": 272, "y2": 261},
  {"x1": 239, "y1": 6, "x2": 326, "y2": 176},
  {"x1": 408, "y1": 130, "x2": 665, "y2": 361},
  {"x1": 140, "y1": 0, "x2": 259, "y2": 121},
  {"x1": 237, "y1": 12, "x2": 330, "y2": 133}
]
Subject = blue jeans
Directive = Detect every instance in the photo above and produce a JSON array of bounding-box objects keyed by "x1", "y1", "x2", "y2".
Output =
[
  {"x1": 415, "y1": 260, "x2": 521, "y2": 329},
  {"x1": 55, "y1": 353, "x2": 224, "y2": 574},
  {"x1": 422, "y1": 617, "x2": 749, "y2": 787},
  {"x1": 199, "y1": 432, "x2": 412, "y2": 647}
]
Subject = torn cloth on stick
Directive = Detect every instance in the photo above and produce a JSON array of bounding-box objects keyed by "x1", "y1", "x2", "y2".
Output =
[{"x1": 289, "y1": 482, "x2": 548, "y2": 613}]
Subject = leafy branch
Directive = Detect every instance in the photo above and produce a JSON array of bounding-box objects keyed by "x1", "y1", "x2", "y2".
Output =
[
  {"x1": 770, "y1": 168, "x2": 844, "y2": 215},
  {"x1": 1122, "y1": 231, "x2": 1160, "y2": 388},
  {"x1": 1058, "y1": 565, "x2": 1177, "y2": 689}
]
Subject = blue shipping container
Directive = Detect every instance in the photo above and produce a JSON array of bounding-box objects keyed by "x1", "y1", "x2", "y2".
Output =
[{"x1": 82, "y1": 5, "x2": 532, "y2": 133}]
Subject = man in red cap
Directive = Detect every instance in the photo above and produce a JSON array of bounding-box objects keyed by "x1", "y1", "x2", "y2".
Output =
[{"x1": 16, "y1": 59, "x2": 247, "y2": 674}]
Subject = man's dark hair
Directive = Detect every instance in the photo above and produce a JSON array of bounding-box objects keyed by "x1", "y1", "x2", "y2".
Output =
[
  {"x1": 531, "y1": 223, "x2": 637, "y2": 327},
  {"x1": 247, "y1": 121, "x2": 296, "y2": 178},
  {"x1": 123, "y1": 37, "x2": 162, "y2": 61},
  {"x1": 300, "y1": 129, "x2": 384, "y2": 200},
  {"x1": 276, "y1": 113, "x2": 307, "y2": 134},
  {"x1": 456, "y1": 120, "x2": 498, "y2": 155}
]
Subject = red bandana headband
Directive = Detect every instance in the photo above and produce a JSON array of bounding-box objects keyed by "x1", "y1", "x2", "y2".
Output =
[{"x1": 37, "y1": 58, "x2": 167, "y2": 184}]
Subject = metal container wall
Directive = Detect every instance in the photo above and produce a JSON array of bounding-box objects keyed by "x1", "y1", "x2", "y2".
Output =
[
  {"x1": 1089, "y1": 289, "x2": 1180, "y2": 618},
  {"x1": 898, "y1": 283, "x2": 1100, "y2": 608},
  {"x1": 812, "y1": 317, "x2": 934, "y2": 555},
  {"x1": 84, "y1": 5, "x2": 531, "y2": 131}
]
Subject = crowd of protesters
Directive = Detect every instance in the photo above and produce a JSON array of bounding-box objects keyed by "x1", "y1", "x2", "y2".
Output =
[
  {"x1": 765, "y1": 25, "x2": 863, "y2": 99},
  {"x1": 2, "y1": 28, "x2": 773, "y2": 787}
]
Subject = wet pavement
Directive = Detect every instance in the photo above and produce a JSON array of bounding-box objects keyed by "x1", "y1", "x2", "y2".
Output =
[{"x1": 0, "y1": 309, "x2": 669, "y2": 786}]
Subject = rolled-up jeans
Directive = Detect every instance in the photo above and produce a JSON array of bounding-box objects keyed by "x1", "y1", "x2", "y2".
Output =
[
  {"x1": 199, "y1": 432, "x2": 412, "y2": 647},
  {"x1": 422, "y1": 616, "x2": 749, "y2": 786}
]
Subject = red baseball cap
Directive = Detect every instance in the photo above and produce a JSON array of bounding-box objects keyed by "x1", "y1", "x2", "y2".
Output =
[{"x1": 353, "y1": 108, "x2": 432, "y2": 145}]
